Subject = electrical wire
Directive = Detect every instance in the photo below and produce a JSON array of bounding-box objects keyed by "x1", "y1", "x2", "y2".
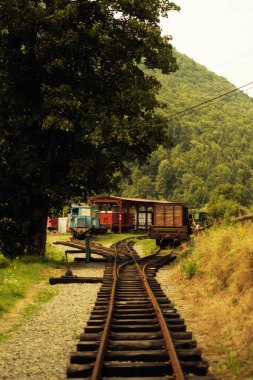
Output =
[{"x1": 169, "y1": 80, "x2": 253, "y2": 119}]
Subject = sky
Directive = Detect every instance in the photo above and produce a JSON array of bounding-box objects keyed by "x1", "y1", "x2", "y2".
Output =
[{"x1": 160, "y1": 0, "x2": 253, "y2": 97}]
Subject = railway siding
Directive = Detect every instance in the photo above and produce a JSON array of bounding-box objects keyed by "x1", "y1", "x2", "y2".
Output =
[
  {"x1": 67, "y1": 240, "x2": 215, "y2": 379},
  {"x1": 0, "y1": 238, "x2": 215, "y2": 379}
]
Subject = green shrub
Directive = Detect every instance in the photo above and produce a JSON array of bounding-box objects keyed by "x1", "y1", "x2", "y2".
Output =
[
  {"x1": 180, "y1": 258, "x2": 198, "y2": 279},
  {"x1": 207, "y1": 196, "x2": 241, "y2": 221},
  {"x1": 0, "y1": 253, "x2": 10, "y2": 268}
]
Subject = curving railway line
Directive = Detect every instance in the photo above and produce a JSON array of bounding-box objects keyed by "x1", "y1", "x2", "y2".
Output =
[{"x1": 64, "y1": 238, "x2": 215, "y2": 380}]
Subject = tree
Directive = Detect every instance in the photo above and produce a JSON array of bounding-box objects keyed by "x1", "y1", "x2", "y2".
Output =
[
  {"x1": 0, "y1": 0, "x2": 179, "y2": 257},
  {"x1": 155, "y1": 159, "x2": 173, "y2": 198}
]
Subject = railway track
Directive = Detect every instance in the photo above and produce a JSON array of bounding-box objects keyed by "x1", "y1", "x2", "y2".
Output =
[
  {"x1": 54, "y1": 239, "x2": 115, "y2": 260},
  {"x1": 67, "y1": 238, "x2": 215, "y2": 379}
]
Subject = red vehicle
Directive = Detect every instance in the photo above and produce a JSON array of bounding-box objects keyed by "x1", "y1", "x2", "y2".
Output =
[
  {"x1": 47, "y1": 217, "x2": 58, "y2": 231},
  {"x1": 100, "y1": 207, "x2": 134, "y2": 232},
  {"x1": 90, "y1": 196, "x2": 190, "y2": 246}
]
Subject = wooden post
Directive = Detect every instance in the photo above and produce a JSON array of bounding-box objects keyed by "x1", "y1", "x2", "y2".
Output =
[
  {"x1": 85, "y1": 232, "x2": 91, "y2": 262},
  {"x1": 127, "y1": 206, "x2": 130, "y2": 230},
  {"x1": 119, "y1": 202, "x2": 122, "y2": 234}
]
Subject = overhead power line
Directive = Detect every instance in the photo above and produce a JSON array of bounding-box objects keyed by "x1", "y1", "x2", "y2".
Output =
[{"x1": 169, "y1": 80, "x2": 253, "y2": 119}]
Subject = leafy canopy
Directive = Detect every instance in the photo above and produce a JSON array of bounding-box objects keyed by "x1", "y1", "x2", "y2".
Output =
[
  {"x1": 0, "y1": 0, "x2": 179, "y2": 257},
  {"x1": 121, "y1": 51, "x2": 253, "y2": 219}
]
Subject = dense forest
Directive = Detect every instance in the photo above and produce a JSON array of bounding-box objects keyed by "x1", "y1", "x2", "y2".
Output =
[{"x1": 120, "y1": 51, "x2": 253, "y2": 219}]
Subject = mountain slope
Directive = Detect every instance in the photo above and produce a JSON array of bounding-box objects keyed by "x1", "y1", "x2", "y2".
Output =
[{"x1": 121, "y1": 51, "x2": 253, "y2": 218}]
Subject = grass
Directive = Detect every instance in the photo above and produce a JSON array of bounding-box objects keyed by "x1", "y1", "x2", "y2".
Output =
[
  {"x1": 91, "y1": 231, "x2": 158, "y2": 257},
  {"x1": 0, "y1": 240, "x2": 65, "y2": 317},
  {"x1": 90, "y1": 231, "x2": 147, "y2": 246},
  {"x1": 0, "y1": 231, "x2": 151, "y2": 321},
  {"x1": 0, "y1": 259, "x2": 47, "y2": 316},
  {"x1": 134, "y1": 238, "x2": 157, "y2": 257},
  {"x1": 165, "y1": 223, "x2": 253, "y2": 379},
  {"x1": 0, "y1": 287, "x2": 58, "y2": 342},
  {"x1": 20, "y1": 288, "x2": 58, "y2": 320}
]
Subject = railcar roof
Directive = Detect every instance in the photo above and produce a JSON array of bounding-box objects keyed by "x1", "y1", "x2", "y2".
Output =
[{"x1": 89, "y1": 195, "x2": 185, "y2": 206}]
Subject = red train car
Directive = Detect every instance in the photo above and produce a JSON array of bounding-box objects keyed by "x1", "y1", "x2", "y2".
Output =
[
  {"x1": 47, "y1": 217, "x2": 58, "y2": 231},
  {"x1": 100, "y1": 207, "x2": 134, "y2": 232}
]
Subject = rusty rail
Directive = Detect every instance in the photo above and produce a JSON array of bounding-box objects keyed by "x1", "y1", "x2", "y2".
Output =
[
  {"x1": 90, "y1": 246, "x2": 118, "y2": 379},
  {"x1": 67, "y1": 238, "x2": 215, "y2": 379}
]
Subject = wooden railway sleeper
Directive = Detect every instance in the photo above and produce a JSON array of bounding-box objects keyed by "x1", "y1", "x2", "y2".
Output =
[{"x1": 67, "y1": 241, "x2": 215, "y2": 380}]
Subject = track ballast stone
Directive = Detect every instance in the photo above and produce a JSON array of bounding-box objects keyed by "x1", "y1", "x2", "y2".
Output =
[{"x1": 0, "y1": 264, "x2": 104, "y2": 380}]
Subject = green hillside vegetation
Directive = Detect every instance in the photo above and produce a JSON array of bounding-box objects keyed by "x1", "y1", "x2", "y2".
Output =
[
  {"x1": 160, "y1": 224, "x2": 253, "y2": 379},
  {"x1": 121, "y1": 51, "x2": 253, "y2": 219}
]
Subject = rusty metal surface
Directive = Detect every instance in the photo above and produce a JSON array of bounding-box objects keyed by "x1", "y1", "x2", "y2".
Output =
[
  {"x1": 67, "y1": 238, "x2": 215, "y2": 379},
  {"x1": 90, "y1": 247, "x2": 118, "y2": 380},
  {"x1": 140, "y1": 260, "x2": 185, "y2": 380}
]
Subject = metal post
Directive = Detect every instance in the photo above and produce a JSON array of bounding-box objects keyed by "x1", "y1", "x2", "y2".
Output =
[
  {"x1": 85, "y1": 232, "x2": 91, "y2": 262},
  {"x1": 64, "y1": 251, "x2": 74, "y2": 276}
]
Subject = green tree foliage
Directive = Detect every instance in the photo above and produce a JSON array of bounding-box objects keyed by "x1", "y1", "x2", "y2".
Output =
[
  {"x1": 121, "y1": 51, "x2": 253, "y2": 218},
  {"x1": 0, "y1": 0, "x2": 179, "y2": 258}
]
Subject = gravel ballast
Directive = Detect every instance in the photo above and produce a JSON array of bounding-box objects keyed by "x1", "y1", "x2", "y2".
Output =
[
  {"x1": 0, "y1": 258, "x2": 178, "y2": 380},
  {"x1": 0, "y1": 263, "x2": 104, "y2": 380}
]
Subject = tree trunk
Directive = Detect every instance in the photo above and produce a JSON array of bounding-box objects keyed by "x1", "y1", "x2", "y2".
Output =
[
  {"x1": 27, "y1": 212, "x2": 48, "y2": 256},
  {"x1": 26, "y1": 130, "x2": 56, "y2": 257}
]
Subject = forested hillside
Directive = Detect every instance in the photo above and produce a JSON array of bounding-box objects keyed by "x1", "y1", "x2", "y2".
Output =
[{"x1": 121, "y1": 51, "x2": 253, "y2": 219}]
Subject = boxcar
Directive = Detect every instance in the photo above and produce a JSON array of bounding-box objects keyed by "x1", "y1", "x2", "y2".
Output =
[{"x1": 148, "y1": 203, "x2": 189, "y2": 247}]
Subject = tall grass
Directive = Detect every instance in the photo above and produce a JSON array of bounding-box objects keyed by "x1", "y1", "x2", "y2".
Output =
[{"x1": 174, "y1": 223, "x2": 253, "y2": 379}]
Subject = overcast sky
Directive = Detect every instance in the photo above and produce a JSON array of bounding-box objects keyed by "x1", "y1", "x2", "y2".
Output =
[{"x1": 160, "y1": 0, "x2": 253, "y2": 97}]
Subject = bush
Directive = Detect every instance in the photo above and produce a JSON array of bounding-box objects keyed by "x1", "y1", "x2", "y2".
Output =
[
  {"x1": 0, "y1": 253, "x2": 10, "y2": 268},
  {"x1": 180, "y1": 258, "x2": 198, "y2": 279},
  {"x1": 207, "y1": 197, "x2": 241, "y2": 221}
]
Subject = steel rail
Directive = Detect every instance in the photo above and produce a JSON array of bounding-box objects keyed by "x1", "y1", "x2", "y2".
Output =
[
  {"x1": 140, "y1": 259, "x2": 185, "y2": 380},
  {"x1": 91, "y1": 240, "x2": 139, "y2": 379},
  {"x1": 124, "y1": 243, "x2": 185, "y2": 379},
  {"x1": 115, "y1": 241, "x2": 136, "y2": 276},
  {"x1": 67, "y1": 238, "x2": 215, "y2": 379},
  {"x1": 90, "y1": 245, "x2": 118, "y2": 380},
  {"x1": 90, "y1": 240, "x2": 184, "y2": 380}
]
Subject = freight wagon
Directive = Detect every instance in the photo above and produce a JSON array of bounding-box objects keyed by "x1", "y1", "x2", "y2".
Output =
[{"x1": 148, "y1": 203, "x2": 189, "y2": 247}]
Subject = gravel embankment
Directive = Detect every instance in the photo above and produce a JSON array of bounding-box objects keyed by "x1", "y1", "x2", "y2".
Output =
[{"x1": 0, "y1": 263, "x2": 104, "y2": 380}]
